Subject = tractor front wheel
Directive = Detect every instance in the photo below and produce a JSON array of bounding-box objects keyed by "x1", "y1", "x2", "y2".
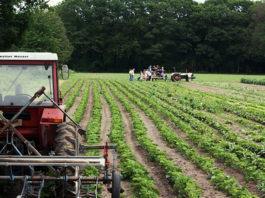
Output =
[
  {"x1": 112, "y1": 171, "x2": 121, "y2": 198},
  {"x1": 55, "y1": 122, "x2": 82, "y2": 198}
]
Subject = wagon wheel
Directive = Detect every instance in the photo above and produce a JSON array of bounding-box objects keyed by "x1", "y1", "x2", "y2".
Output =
[
  {"x1": 112, "y1": 171, "x2": 121, "y2": 198},
  {"x1": 55, "y1": 122, "x2": 83, "y2": 198},
  {"x1": 171, "y1": 74, "x2": 181, "y2": 82}
]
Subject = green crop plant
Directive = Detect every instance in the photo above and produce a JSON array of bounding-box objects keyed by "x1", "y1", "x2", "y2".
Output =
[
  {"x1": 84, "y1": 81, "x2": 102, "y2": 177},
  {"x1": 73, "y1": 81, "x2": 90, "y2": 123},
  {"x1": 112, "y1": 81, "x2": 258, "y2": 198},
  {"x1": 134, "y1": 82, "x2": 265, "y2": 156},
  {"x1": 100, "y1": 81, "x2": 160, "y2": 198},
  {"x1": 106, "y1": 81, "x2": 202, "y2": 198},
  {"x1": 116, "y1": 81, "x2": 265, "y2": 196},
  {"x1": 65, "y1": 80, "x2": 84, "y2": 110},
  {"x1": 61, "y1": 79, "x2": 78, "y2": 98}
]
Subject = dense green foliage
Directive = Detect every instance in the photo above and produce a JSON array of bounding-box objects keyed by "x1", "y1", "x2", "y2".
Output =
[
  {"x1": 0, "y1": 0, "x2": 47, "y2": 51},
  {"x1": 1, "y1": 0, "x2": 265, "y2": 73},
  {"x1": 57, "y1": 0, "x2": 265, "y2": 73},
  {"x1": 241, "y1": 78, "x2": 265, "y2": 85},
  {"x1": 0, "y1": 1, "x2": 72, "y2": 63},
  {"x1": 20, "y1": 10, "x2": 73, "y2": 63}
]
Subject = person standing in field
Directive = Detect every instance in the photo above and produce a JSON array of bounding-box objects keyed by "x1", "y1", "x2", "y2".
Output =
[
  {"x1": 129, "y1": 68, "x2": 135, "y2": 81},
  {"x1": 147, "y1": 70, "x2": 152, "y2": 81}
]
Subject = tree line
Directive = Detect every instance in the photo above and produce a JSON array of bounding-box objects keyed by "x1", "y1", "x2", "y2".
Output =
[{"x1": 0, "y1": 0, "x2": 265, "y2": 73}]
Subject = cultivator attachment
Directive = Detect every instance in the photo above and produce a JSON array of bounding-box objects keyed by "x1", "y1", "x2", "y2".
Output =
[{"x1": 0, "y1": 87, "x2": 121, "y2": 198}]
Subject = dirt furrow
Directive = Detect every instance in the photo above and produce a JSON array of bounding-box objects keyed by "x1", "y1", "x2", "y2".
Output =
[
  {"x1": 80, "y1": 81, "x2": 94, "y2": 129},
  {"x1": 109, "y1": 90, "x2": 176, "y2": 198},
  {"x1": 66, "y1": 81, "x2": 86, "y2": 118},
  {"x1": 99, "y1": 95, "x2": 133, "y2": 198}
]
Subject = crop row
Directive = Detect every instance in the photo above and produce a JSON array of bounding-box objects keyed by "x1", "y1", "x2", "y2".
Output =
[
  {"x1": 196, "y1": 82, "x2": 265, "y2": 106},
  {"x1": 61, "y1": 79, "x2": 78, "y2": 98},
  {"x1": 65, "y1": 80, "x2": 84, "y2": 110},
  {"x1": 132, "y1": 82, "x2": 265, "y2": 172},
  {"x1": 219, "y1": 113, "x2": 265, "y2": 144},
  {"x1": 134, "y1": 82, "x2": 265, "y2": 156},
  {"x1": 72, "y1": 80, "x2": 90, "y2": 123},
  {"x1": 158, "y1": 83, "x2": 265, "y2": 124},
  {"x1": 84, "y1": 81, "x2": 102, "y2": 177},
  {"x1": 99, "y1": 81, "x2": 160, "y2": 198},
  {"x1": 105, "y1": 81, "x2": 202, "y2": 197},
  {"x1": 241, "y1": 78, "x2": 265, "y2": 86},
  {"x1": 112, "y1": 81, "x2": 258, "y2": 197},
  {"x1": 116, "y1": 81, "x2": 265, "y2": 196}
]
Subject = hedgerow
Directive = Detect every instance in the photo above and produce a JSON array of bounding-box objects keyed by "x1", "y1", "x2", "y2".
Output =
[{"x1": 241, "y1": 78, "x2": 265, "y2": 86}]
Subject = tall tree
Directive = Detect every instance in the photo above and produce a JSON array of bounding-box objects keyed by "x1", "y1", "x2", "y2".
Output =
[
  {"x1": 248, "y1": 2, "x2": 265, "y2": 73},
  {"x1": 0, "y1": 0, "x2": 47, "y2": 51},
  {"x1": 19, "y1": 10, "x2": 73, "y2": 63}
]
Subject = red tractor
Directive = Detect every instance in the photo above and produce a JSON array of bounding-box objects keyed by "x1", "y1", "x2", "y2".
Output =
[{"x1": 0, "y1": 52, "x2": 121, "y2": 198}]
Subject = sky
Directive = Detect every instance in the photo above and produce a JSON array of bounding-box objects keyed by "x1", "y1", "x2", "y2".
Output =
[{"x1": 48, "y1": 0, "x2": 205, "y2": 6}]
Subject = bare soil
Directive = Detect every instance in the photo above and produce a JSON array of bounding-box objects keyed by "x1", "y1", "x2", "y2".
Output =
[
  {"x1": 99, "y1": 95, "x2": 134, "y2": 198},
  {"x1": 109, "y1": 89, "x2": 176, "y2": 198},
  {"x1": 80, "y1": 82, "x2": 94, "y2": 129}
]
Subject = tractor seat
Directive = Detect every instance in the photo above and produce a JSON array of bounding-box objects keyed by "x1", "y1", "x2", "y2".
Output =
[{"x1": 4, "y1": 95, "x2": 30, "y2": 106}]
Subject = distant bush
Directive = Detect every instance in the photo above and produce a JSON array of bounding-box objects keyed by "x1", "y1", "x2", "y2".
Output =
[{"x1": 241, "y1": 78, "x2": 265, "y2": 85}]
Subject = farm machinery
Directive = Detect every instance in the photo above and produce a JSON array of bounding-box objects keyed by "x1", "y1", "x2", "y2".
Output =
[
  {"x1": 171, "y1": 72, "x2": 195, "y2": 82},
  {"x1": 0, "y1": 52, "x2": 121, "y2": 198}
]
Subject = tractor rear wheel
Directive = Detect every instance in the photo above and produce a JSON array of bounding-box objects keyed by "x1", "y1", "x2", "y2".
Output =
[
  {"x1": 55, "y1": 122, "x2": 83, "y2": 198},
  {"x1": 171, "y1": 74, "x2": 181, "y2": 82}
]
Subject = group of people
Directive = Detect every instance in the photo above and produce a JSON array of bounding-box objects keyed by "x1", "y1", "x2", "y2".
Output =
[{"x1": 129, "y1": 65, "x2": 168, "y2": 81}]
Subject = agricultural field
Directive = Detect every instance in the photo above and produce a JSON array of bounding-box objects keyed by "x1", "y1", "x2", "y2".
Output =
[{"x1": 61, "y1": 73, "x2": 265, "y2": 198}]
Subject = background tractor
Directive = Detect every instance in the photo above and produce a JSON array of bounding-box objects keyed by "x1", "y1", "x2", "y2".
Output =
[
  {"x1": 0, "y1": 52, "x2": 121, "y2": 198},
  {"x1": 171, "y1": 72, "x2": 195, "y2": 82}
]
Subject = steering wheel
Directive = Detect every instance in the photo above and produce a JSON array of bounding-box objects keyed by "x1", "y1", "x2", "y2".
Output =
[{"x1": 16, "y1": 93, "x2": 32, "y2": 98}]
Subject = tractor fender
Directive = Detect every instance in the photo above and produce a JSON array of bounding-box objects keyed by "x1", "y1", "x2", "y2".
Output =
[{"x1": 39, "y1": 107, "x2": 65, "y2": 149}]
